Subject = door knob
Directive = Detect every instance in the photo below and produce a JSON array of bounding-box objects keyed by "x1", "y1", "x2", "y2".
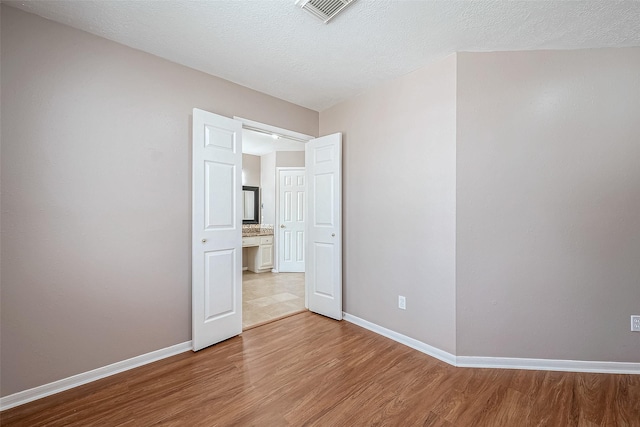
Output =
[
  {"x1": 201, "y1": 238, "x2": 207, "y2": 243},
  {"x1": 280, "y1": 225, "x2": 286, "y2": 228},
  {"x1": 331, "y1": 233, "x2": 335, "y2": 237}
]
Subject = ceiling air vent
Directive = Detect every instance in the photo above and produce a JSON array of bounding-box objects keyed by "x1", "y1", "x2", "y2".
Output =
[{"x1": 295, "y1": 0, "x2": 356, "y2": 24}]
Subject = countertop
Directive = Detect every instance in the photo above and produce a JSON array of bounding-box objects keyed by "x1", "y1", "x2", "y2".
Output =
[{"x1": 242, "y1": 230, "x2": 274, "y2": 237}]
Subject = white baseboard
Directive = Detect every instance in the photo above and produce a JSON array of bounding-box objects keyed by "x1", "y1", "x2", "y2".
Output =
[
  {"x1": 456, "y1": 356, "x2": 640, "y2": 374},
  {"x1": 0, "y1": 341, "x2": 192, "y2": 411},
  {"x1": 4, "y1": 317, "x2": 639, "y2": 412},
  {"x1": 343, "y1": 313, "x2": 457, "y2": 366},
  {"x1": 343, "y1": 312, "x2": 640, "y2": 375}
]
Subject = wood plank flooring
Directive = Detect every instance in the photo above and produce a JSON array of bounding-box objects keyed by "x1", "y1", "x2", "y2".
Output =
[{"x1": 2, "y1": 312, "x2": 639, "y2": 426}]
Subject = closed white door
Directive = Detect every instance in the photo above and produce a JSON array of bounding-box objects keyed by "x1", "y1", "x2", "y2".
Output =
[
  {"x1": 306, "y1": 134, "x2": 342, "y2": 320},
  {"x1": 192, "y1": 108, "x2": 243, "y2": 351},
  {"x1": 278, "y1": 168, "x2": 306, "y2": 273}
]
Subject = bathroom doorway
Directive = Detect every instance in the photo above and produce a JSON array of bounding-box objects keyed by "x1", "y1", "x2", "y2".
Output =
[
  {"x1": 192, "y1": 109, "x2": 343, "y2": 350},
  {"x1": 241, "y1": 125, "x2": 308, "y2": 329},
  {"x1": 242, "y1": 271, "x2": 305, "y2": 329}
]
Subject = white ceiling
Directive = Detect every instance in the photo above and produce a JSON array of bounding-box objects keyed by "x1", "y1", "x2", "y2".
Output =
[
  {"x1": 243, "y1": 129, "x2": 305, "y2": 156},
  {"x1": 7, "y1": 1, "x2": 640, "y2": 111}
]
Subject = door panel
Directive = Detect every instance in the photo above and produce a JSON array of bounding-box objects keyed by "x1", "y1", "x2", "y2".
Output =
[
  {"x1": 204, "y1": 249, "x2": 236, "y2": 319},
  {"x1": 205, "y1": 161, "x2": 235, "y2": 229},
  {"x1": 192, "y1": 108, "x2": 242, "y2": 351},
  {"x1": 313, "y1": 173, "x2": 334, "y2": 226},
  {"x1": 296, "y1": 231, "x2": 304, "y2": 262},
  {"x1": 278, "y1": 168, "x2": 306, "y2": 273},
  {"x1": 312, "y1": 242, "x2": 334, "y2": 296},
  {"x1": 297, "y1": 191, "x2": 304, "y2": 221},
  {"x1": 260, "y1": 244, "x2": 274, "y2": 269},
  {"x1": 306, "y1": 134, "x2": 342, "y2": 320},
  {"x1": 205, "y1": 125, "x2": 236, "y2": 150}
]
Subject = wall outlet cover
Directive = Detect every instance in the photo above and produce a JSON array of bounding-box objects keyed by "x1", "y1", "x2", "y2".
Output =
[
  {"x1": 632, "y1": 315, "x2": 640, "y2": 332},
  {"x1": 398, "y1": 296, "x2": 406, "y2": 310}
]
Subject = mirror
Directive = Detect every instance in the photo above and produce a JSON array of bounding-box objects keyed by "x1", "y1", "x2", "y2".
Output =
[{"x1": 242, "y1": 186, "x2": 259, "y2": 224}]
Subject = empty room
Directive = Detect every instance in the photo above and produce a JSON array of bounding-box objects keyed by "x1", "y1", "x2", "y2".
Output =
[{"x1": 1, "y1": 1, "x2": 639, "y2": 425}]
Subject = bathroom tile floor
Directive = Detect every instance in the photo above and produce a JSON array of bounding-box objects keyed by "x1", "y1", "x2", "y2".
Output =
[{"x1": 243, "y1": 271, "x2": 305, "y2": 329}]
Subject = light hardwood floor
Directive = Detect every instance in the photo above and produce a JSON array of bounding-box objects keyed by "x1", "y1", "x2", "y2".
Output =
[
  {"x1": 2, "y1": 312, "x2": 638, "y2": 426},
  {"x1": 243, "y1": 271, "x2": 305, "y2": 329}
]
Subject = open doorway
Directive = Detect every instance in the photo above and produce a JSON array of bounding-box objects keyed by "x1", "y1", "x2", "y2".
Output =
[
  {"x1": 192, "y1": 108, "x2": 342, "y2": 351},
  {"x1": 240, "y1": 123, "x2": 308, "y2": 329}
]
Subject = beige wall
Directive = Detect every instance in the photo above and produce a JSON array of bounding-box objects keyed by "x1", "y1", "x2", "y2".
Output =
[
  {"x1": 0, "y1": 6, "x2": 3, "y2": 353},
  {"x1": 456, "y1": 49, "x2": 640, "y2": 362},
  {"x1": 321, "y1": 47, "x2": 640, "y2": 365},
  {"x1": 242, "y1": 154, "x2": 261, "y2": 187},
  {"x1": 320, "y1": 54, "x2": 458, "y2": 354},
  {"x1": 256, "y1": 151, "x2": 304, "y2": 227},
  {"x1": 0, "y1": 5, "x2": 318, "y2": 397},
  {"x1": 3, "y1": 3, "x2": 638, "y2": 401},
  {"x1": 241, "y1": 154, "x2": 260, "y2": 269},
  {"x1": 260, "y1": 153, "x2": 276, "y2": 225},
  {"x1": 275, "y1": 151, "x2": 305, "y2": 167}
]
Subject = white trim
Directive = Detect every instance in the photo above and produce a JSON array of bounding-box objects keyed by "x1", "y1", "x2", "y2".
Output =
[
  {"x1": 343, "y1": 313, "x2": 457, "y2": 366},
  {"x1": 233, "y1": 116, "x2": 314, "y2": 142},
  {"x1": 4, "y1": 320, "x2": 639, "y2": 413},
  {"x1": 343, "y1": 312, "x2": 640, "y2": 375},
  {"x1": 456, "y1": 356, "x2": 640, "y2": 375},
  {"x1": 0, "y1": 341, "x2": 192, "y2": 411}
]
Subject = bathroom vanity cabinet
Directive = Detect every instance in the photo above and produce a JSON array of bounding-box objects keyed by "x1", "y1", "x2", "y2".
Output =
[{"x1": 242, "y1": 235, "x2": 273, "y2": 273}]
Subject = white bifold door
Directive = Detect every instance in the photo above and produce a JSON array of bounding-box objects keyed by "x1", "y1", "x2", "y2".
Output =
[
  {"x1": 306, "y1": 133, "x2": 342, "y2": 320},
  {"x1": 192, "y1": 109, "x2": 243, "y2": 351},
  {"x1": 192, "y1": 107, "x2": 343, "y2": 350}
]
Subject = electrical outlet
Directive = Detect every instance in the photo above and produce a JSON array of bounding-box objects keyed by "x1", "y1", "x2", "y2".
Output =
[
  {"x1": 398, "y1": 296, "x2": 406, "y2": 310},
  {"x1": 631, "y1": 316, "x2": 640, "y2": 332}
]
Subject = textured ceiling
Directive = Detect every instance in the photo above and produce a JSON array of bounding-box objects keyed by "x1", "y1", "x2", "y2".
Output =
[{"x1": 6, "y1": 0, "x2": 640, "y2": 111}]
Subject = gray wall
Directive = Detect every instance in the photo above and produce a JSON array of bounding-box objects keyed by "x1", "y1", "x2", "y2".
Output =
[
  {"x1": 456, "y1": 49, "x2": 640, "y2": 362},
  {"x1": 0, "y1": 5, "x2": 318, "y2": 396},
  {"x1": 320, "y1": 54, "x2": 458, "y2": 354}
]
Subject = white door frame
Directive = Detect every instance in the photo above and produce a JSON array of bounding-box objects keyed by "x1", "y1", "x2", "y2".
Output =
[
  {"x1": 233, "y1": 116, "x2": 313, "y2": 274},
  {"x1": 275, "y1": 167, "x2": 306, "y2": 273},
  {"x1": 232, "y1": 118, "x2": 343, "y2": 319},
  {"x1": 233, "y1": 117, "x2": 314, "y2": 143},
  {"x1": 193, "y1": 113, "x2": 342, "y2": 349}
]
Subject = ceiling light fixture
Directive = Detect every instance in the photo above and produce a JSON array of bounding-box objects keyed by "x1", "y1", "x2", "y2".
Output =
[
  {"x1": 295, "y1": 0, "x2": 356, "y2": 24},
  {"x1": 244, "y1": 126, "x2": 308, "y2": 143}
]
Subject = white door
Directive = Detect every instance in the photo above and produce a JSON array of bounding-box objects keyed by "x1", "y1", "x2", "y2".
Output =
[
  {"x1": 278, "y1": 168, "x2": 306, "y2": 273},
  {"x1": 306, "y1": 133, "x2": 342, "y2": 320},
  {"x1": 192, "y1": 108, "x2": 243, "y2": 351}
]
